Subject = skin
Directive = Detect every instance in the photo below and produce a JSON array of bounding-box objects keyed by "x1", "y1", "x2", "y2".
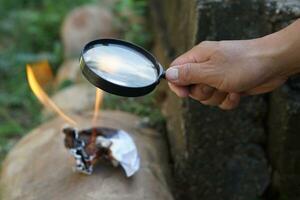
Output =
[{"x1": 166, "y1": 19, "x2": 300, "y2": 110}]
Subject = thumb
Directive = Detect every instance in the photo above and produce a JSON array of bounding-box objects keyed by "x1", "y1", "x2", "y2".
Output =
[{"x1": 166, "y1": 63, "x2": 215, "y2": 86}]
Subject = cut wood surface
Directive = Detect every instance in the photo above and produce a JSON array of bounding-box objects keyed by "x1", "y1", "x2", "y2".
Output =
[{"x1": 0, "y1": 111, "x2": 173, "y2": 200}]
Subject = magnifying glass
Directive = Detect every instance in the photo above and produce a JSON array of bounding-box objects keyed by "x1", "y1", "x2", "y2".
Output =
[{"x1": 80, "y1": 39, "x2": 165, "y2": 97}]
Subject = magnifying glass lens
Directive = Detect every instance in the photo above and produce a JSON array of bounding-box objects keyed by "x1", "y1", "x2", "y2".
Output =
[
  {"x1": 80, "y1": 39, "x2": 164, "y2": 97},
  {"x1": 83, "y1": 43, "x2": 158, "y2": 87}
]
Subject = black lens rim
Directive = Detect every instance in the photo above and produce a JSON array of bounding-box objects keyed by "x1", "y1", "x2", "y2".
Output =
[{"x1": 80, "y1": 38, "x2": 163, "y2": 97}]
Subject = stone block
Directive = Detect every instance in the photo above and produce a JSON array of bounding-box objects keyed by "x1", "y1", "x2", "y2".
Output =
[
  {"x1": 268, "y1": 79, "x2": 300, "y2": 199},
  {"x1": 150, "y1": 0, "x2": 300, "y2": 199}
]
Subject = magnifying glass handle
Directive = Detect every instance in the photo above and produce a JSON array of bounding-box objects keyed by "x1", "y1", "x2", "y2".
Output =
[{"x1": 160, "y1": 71, "x2": 166, "y2": 79}]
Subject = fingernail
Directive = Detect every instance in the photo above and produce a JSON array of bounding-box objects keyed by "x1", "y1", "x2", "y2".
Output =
[
  {"x1": 202, "y1": 85, "x2": 214, "y2": 94},
  {"x1": 166, "y1": 68, "x2": 179, "y2": 81}
]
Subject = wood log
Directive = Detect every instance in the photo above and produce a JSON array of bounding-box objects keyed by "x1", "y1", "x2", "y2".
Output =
[{"x1": 0, "y1": 111, "x2": 173, "y2": 200}]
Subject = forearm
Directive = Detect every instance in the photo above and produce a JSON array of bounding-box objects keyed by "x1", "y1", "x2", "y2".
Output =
[{"x1": 258, "y1": 19, "x2": 300, "y2": 77}]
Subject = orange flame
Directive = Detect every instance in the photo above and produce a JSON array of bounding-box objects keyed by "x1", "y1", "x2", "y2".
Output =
[
  {"x1": 26, "y1": 64, "x2": 77, "y2": 126},
  {"x1": 92, "y1": 88, "x2": 104, "y2": 125},
  {"x1": 90, "y1": 88, "x2": 104, "y2": 151}
]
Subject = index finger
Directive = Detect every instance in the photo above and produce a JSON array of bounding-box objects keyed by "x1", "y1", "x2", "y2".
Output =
[{"x1": 171, "y1": 41, "x2": 217, "y2": 66}]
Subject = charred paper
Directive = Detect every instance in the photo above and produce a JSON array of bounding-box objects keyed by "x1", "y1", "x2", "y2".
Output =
[{"x1": 63, "y1": 126, "x2": 140, "y2": 177}]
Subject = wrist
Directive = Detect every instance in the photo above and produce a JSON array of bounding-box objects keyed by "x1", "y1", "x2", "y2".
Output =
[
  {"x1": 245, "y1": 36, "x2": 285, "y2": 81},
  {"x1": 256, "y1": 19, "x2": 300, "y2": 77}
]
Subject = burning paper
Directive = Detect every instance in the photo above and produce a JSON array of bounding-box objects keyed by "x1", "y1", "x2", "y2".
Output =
[
  {"x1": 63, "y1": 126, "x2": 140, "y2": 177},
  {"x1": 27, "y1": 62, "x2": 140, "y2": 177}
]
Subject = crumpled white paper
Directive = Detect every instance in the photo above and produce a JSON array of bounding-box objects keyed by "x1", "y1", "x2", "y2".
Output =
[
  {"x1": 96, "y1": 130, "x2": 140, "y2": 177},
  {"x1": 66, "y1": 127, "x2": 140, "y2": 177}
]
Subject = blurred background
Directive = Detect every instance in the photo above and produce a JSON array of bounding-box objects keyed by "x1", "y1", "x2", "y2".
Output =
[
  {"x1": 0, "y1": 0, "x2": 164, "y2": 163},
  {"x1": 1, "y1": 0, "x2": 300, "y2": 199}
]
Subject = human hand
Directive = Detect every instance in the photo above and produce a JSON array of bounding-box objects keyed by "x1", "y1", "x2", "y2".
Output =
[
  {"x1": 166, "y1": 39, "x2": 290, "y2": 110},
  {"x1": 167, "y1": 19, "x2": 300, "y2": 110}
]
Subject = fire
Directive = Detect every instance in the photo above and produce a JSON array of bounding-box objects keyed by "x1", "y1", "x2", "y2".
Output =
[
  {"x1": 26, "y1": 64, "x2": 77, "y2": 126},
  {"x1": 92, "y1": 88, "x2": 104, "y2": 125},
  {"x1": 89, "y1": 88, "x2": 104, "y2": 152}
]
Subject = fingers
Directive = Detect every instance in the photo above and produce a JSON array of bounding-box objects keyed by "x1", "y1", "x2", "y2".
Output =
[
  {"x1": 171, "y1": 41, "x2": 217, "y2": 66},
  {"x1": 189, "y1": 84, "x2": 240, "y2": 109},
  {"x1": 193, "y1": 91, "x2": 240, "y2": 110},
  {"x1": 219, "y1": 93, "x2": 240, "y2": 110},
  {"x1": 167, "y1": 42, "x2": 219, "y2": 86},
  {"x1": 189, "y1": 84, "x2": 215, "y2": 101},
  {"x1": 197, "y1": 90, "x2": 227, "y2": 106},
  {"x1": 168, "y1": 83, "x2": 189, "y2": 97},
  {"x1": 166, "y1": 63, "x2": 216, "y2": 86},
  {"x1": 167, "y1": 40, "x2": 241, "y2": 109},
  {"x1": 170, "y1": 48, "x2": 198, "y2": 66},
  {"x1": 168, "y1": 82, "x2": 241, "y2": 110}
]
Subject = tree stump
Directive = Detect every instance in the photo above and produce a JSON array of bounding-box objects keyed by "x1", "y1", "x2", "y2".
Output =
[
  {"x1": 43, "y1": 83, "x2": 96, "y2": 118},
  {"x1": 61, "y1": 5, "x2": 119, "y2": 58},
  {"x1": 55, "y1": 59, "x2": 85, "y2": 87},
  {"x1": 0, "y1": 111, "x2": 173, "y2": 200}
]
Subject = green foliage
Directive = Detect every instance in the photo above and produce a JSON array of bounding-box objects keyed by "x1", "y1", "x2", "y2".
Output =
[
  {"x1": 103, "y1": 92, "x2": 165, "y2": 130},
  {"x1": 57, "y1": 80, "x2": 75, "y2": 90},
  {"x1": 0, "y1": 0, "x2": 100, "y2": 162},
  {"x1": 114, "y1": 0, "x2": 152, "y2": 47},
  {"x1": 0, "y1": 0, "x2": 99, "y2": 68}
]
